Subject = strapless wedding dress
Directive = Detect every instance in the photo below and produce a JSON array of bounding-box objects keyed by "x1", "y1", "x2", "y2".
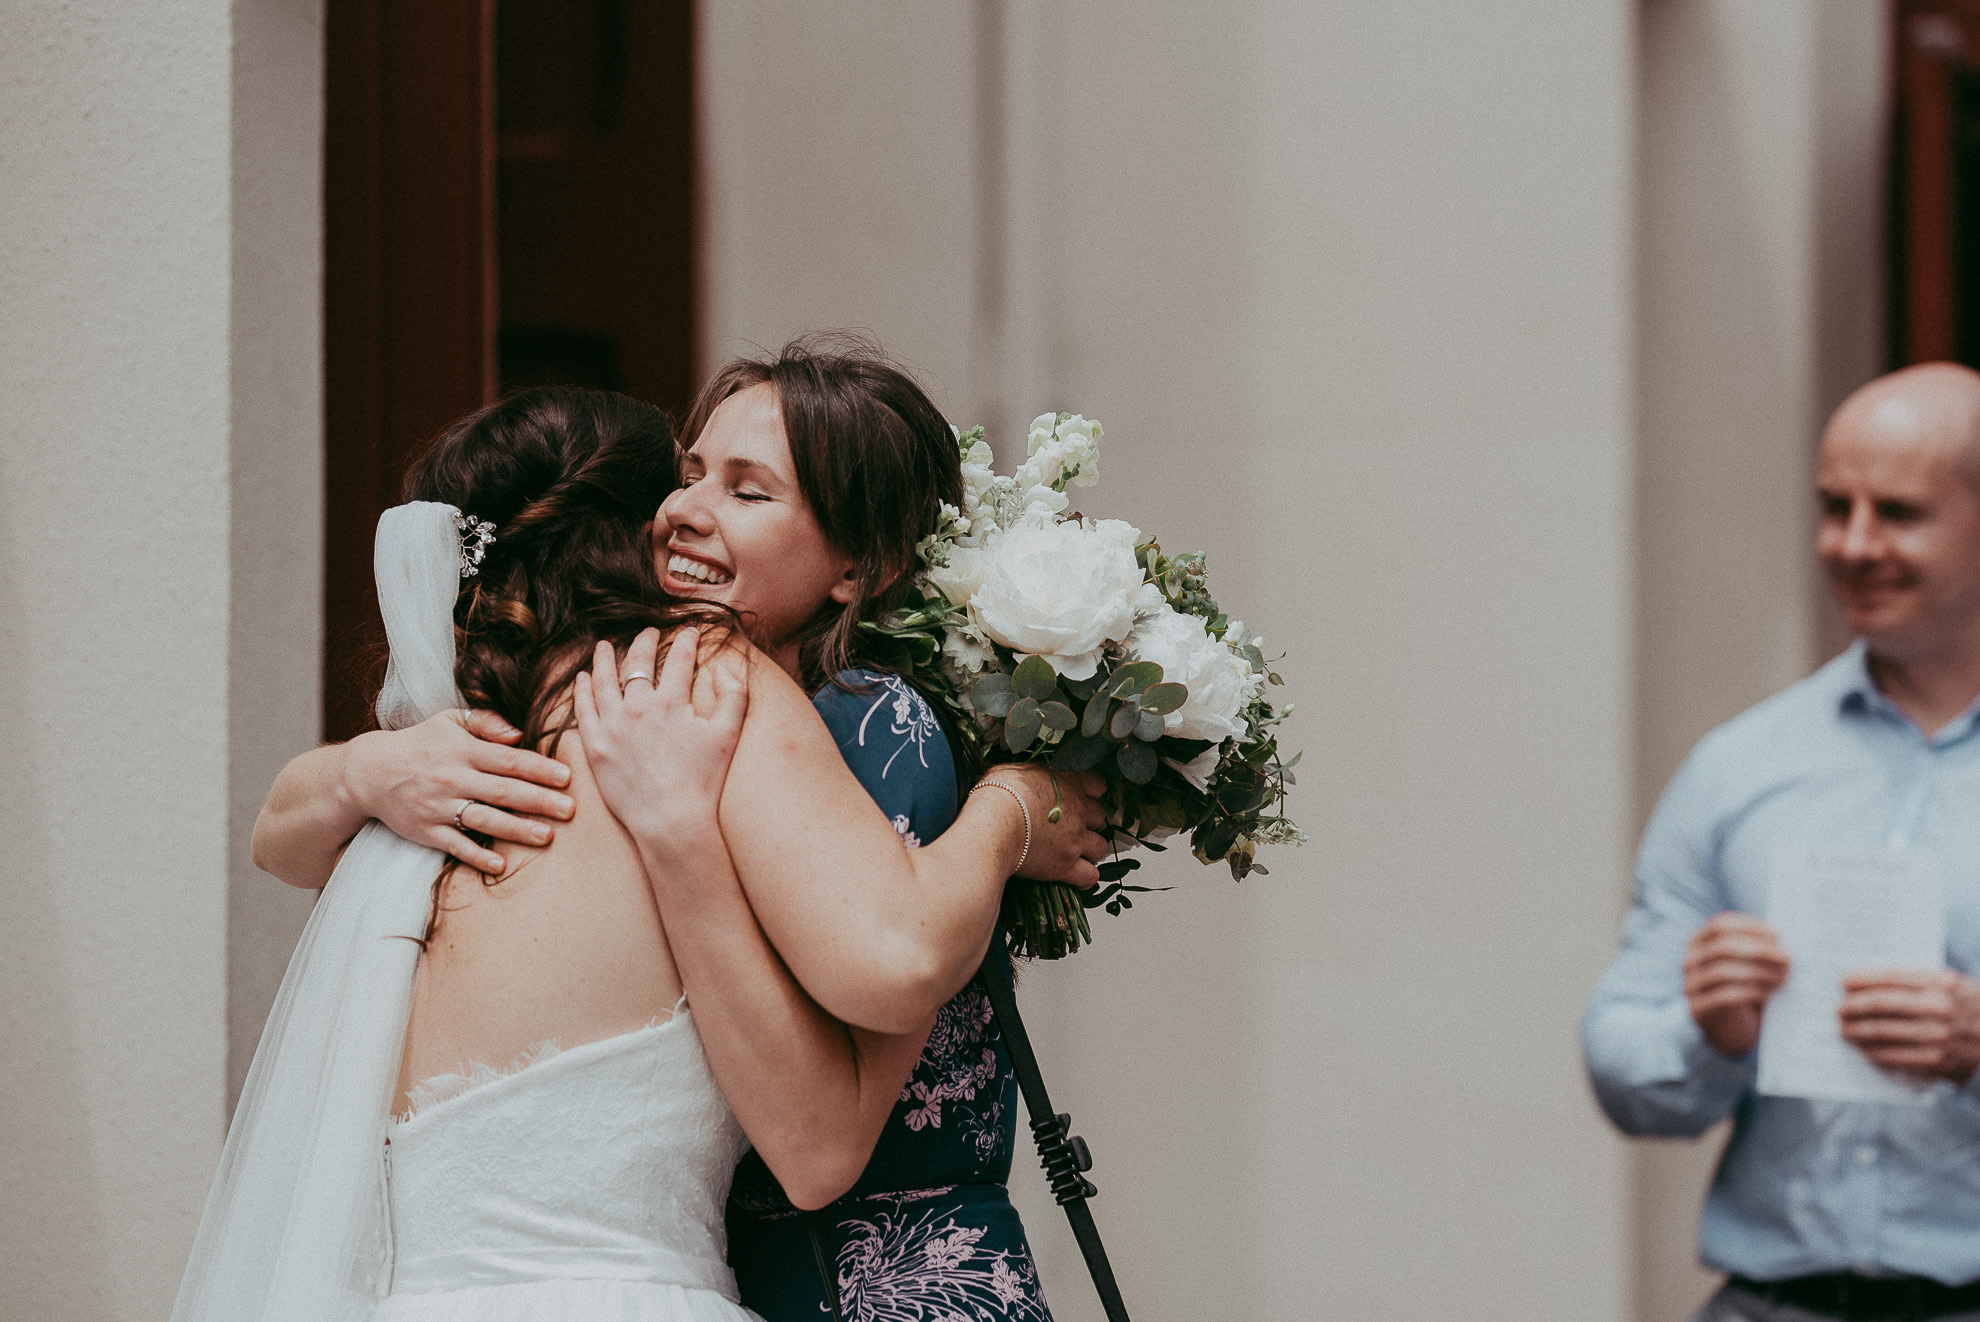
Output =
[{"x1": 371, "y1": 1009, "x2": 763, "y2": 1322}]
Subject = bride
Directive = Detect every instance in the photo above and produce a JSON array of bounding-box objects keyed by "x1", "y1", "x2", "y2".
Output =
[{"x1": 174, "y1": 383, "x2": 1105, "y2": 1320}]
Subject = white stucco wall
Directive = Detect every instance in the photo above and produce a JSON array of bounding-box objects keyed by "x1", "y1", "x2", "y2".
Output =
[
  {"x1": 0, "y1": 2, "x2": 324, "y2": 1315},
  {"x1": 697, "y1": 1, "x2": 984, "y2": 411}
]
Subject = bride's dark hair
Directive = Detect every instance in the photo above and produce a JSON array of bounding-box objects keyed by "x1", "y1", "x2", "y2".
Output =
[{"x1": 402, "y1": 385, "x2": 729, "y2": 757}]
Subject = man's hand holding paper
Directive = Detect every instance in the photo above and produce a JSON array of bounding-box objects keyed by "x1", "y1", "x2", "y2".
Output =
[
  {"x1": 1839, "y1": 967, "x2": 1980, "y2": 1084},
  {"x1": 1756, "y1": 845, "x2": 1948, "y2": 1104}
]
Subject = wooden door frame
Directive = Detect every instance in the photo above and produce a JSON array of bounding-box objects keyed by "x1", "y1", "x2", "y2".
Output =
[{"x1": 324, "y1": 0, "x2": 497, "y2": 742}]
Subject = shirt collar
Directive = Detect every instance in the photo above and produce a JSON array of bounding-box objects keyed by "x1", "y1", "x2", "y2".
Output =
[{"x1": 1837, "y1": 639, "x2": 1980, "y2": 745}]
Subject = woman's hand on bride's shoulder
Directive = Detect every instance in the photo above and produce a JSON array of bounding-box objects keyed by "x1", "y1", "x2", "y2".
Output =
[
  {"x1": 976, "y1": 765, "x2": 1112, "y2": 888},
  {"x1": 342, "y1": 708, "x2": 575, "y2": 875},
  {"x1": 574, "y1": 626, "x2": 750, "y2": 847}
]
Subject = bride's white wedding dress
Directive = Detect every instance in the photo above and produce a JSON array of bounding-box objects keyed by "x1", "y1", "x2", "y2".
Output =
[
  {"x1": 173, "y1": 503, "x2": 762, "y2": 1322},
  {"x1": 375, "y1": 1012, "x2": 757, "y2": 1321}
]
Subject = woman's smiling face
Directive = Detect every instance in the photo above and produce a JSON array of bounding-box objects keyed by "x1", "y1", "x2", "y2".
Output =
[{"x1": 657, "y1": 383, "x2": 854, "y2": 675}]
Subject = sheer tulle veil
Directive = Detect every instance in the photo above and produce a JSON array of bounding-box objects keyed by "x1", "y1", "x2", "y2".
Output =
[{"x1": 171, "y1": 502, "x2": 469, "y2": 1321}]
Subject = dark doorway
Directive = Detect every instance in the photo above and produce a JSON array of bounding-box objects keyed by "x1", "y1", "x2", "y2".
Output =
[
  {"x1": 497, "y1": 0, "x2": 695, "y2": 407},
  {"x1": 1894, "y1": 1, "x2": 1980, "y2": 366},
  {"x1": 323, "y1": 0, "x2": 694, "y2": 743}
]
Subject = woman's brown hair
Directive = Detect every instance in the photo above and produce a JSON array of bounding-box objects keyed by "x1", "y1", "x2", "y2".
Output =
[{"x1": 676, "y1": 334, "x2": 965, "y2": 692}]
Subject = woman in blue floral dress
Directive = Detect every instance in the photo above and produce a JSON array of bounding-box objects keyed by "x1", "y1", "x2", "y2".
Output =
[{"x1": 727, "y1": 668, "x2": 1052, "y2": 1320}]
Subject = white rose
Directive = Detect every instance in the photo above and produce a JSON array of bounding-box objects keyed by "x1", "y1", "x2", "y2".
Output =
[
  {"x1": 1124, "y1": 603, "x2": 1262, "y2": 743},
  {"x1": 967, "y1": 517, "x2": 1145, "y2": 679}
]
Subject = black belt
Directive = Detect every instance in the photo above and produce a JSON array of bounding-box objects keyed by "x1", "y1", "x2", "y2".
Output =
[{"x1": 1730, "y1": 1273, "x2": 1980, "y2": 1320}]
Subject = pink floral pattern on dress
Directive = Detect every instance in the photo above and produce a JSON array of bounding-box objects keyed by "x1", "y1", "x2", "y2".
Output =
[
  {"x1": 898, "y1": 986, "x2": 1004, "y2": 1161},
  {"x1": 833, "y1": 1191, "x2": 1049, "y2": 1322}
]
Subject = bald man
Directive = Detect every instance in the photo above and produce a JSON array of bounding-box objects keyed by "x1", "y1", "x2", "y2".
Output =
[{"x1": 1586, "y1": 363, "x2": 1980, "y2": 1322}]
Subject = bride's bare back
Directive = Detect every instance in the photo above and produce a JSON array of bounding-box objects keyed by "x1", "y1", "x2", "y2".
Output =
[{"x1": 395, "y1": 724, "x2": 682, "y2": 1114}]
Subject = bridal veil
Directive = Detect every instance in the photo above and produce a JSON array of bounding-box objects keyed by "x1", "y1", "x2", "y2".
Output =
[{"x1": 171, "y1": 502, "x2": 467, "y2": 1322}]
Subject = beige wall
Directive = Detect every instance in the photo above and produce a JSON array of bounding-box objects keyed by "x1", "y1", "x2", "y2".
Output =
[
  {"x1": 702, "y1": 3, "x2": 1638, "y2": 1318},
  {"x1": 0, "y1": 2, "x2": 324, "y2": 1316},
  {"x1": 1631, "y1": 4, "x2": 1887, "y2": 1318}
]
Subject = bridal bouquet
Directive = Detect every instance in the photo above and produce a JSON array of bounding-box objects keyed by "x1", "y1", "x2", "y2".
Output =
[{"x1": 861, "y1": 413, "x2": 1304, "y2": 959}]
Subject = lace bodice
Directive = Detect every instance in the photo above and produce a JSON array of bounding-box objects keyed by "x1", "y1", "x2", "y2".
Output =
[{"x1": 381, "y1": 1012, "x2": 752, "y2": 1303}]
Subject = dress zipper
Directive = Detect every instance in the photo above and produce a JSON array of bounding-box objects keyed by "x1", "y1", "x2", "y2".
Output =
[{"x1": 380, "y1": 1134, "x2": 397, "y2": 1297}]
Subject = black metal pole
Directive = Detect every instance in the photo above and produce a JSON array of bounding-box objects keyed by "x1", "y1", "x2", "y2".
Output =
[{"x1": 978, "y1": 945, "x2": 1132, "y2": 1322}]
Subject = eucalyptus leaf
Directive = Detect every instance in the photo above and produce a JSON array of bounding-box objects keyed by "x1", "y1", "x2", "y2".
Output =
[
  {"x1": 1138, "y1": 682, "x2": 1187, "y2": 716},
  {"x1": 1102, "y1": 660, "x2": 1163, "y2": 699},
  {"x1": 1012, "y1": 654, "x2": 1059, "y2": 702},
  {"x1": 1038, "y1": 700, "x2": 1077, "y2": 731},
  {"x1": 1081, "y1": 691, "x2": 1112, "y2": 738},
  {"x1": 1135, "y1": 711, "x2": 1165, "y2": 742},
  {"x1": 1004, "y1": 716, "x2": 1040, "y2": 754},
  {"x1": 1109, "y1": 702, "x2": 1141, "y2": 740},
  {"x1": 973, "y1": 672, "x2": 1013, "y2": 697},
  {"x1": 1116, "y1": 739, "x2": 1158, "y2": 784},
  {"x1": 1006, "y1": 696, "x2": 1040, "y2": 727},
  {"x1": 1052, "y1": 733, "x2": 1110, "y2": 771},
  {"x1": 972, "y1": 687, "x2": 1018, "y2": 718}
]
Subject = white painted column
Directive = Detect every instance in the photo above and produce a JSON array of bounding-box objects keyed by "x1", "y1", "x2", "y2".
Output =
[
  {"x1": 1631, "y1": 4, "x2": 1887, "y2": 1318},
  {"x1": 0, "y1": 2, "x2": 324, "y2": 1315}
]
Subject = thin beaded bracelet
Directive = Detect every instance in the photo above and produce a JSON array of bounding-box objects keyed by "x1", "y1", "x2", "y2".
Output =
[{"x1": 969, "y1": 780, "x2": 1032, "y2": 873}]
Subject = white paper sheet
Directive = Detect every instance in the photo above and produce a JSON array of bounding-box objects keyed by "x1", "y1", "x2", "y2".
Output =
[{"x1": 1756, "y1": 844, "x2": 1946, "y2": 1105}]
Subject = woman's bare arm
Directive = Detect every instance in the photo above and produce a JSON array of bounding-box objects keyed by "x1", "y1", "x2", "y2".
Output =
[
  {"x1": 579, "y1": 630, "x2": 1109, "y2": 1035},
  {"x1": 251, "y1": 709, "x2": 576, "y2": 888},
  {"x1": 575, "y1": 629, "x2": 927, "y2": 1206}
]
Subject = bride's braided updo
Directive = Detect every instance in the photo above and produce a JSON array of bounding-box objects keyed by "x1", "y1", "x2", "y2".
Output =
[{"x1": 402, "y1": 386, "x2": 730, "y2": 756}]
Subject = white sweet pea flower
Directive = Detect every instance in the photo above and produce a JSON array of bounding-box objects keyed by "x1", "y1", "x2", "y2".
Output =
[
  {"x1": 1125, "y1": 603, "x2": 1263, "y2": 743},
  {"x1": 1051, "y1": 413, "x2": 1101, "y2": 488},
  {"x1": 1164, "y1": 745, "x2": 1222, "y2": 793},
  {"x1": 1014, "y1": 483, "x2": 1070, "y2": 526},
  {"x1": 942, "y1": 625, "x2": 997, "y2": 674},
  {"x1": 967, "y1": 517, "x2": 1145, "y2": 680},
  {"x1": 1017, "y1": 412, "x2": 1103, "y2": 492},
  {"x1": 925, "y1": 543, "x2": 988, "y2": 607}
]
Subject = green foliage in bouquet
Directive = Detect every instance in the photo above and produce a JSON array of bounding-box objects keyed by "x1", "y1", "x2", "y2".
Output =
[{"x1": 856, "y1": 416, "x2": 1303, "y2": 959}]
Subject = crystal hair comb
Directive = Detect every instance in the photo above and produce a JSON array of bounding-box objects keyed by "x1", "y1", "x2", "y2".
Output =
[{"x1": 455, "y1": 511, "x2": 496, "y2": 578}]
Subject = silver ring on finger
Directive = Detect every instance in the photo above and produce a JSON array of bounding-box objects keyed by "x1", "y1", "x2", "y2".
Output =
[
  {"x1": 623, "y1": 671, "x2": 654, "y2": 686},
  {"x1": 454, "y1": 799, "x2": 477, "y2": 832}
]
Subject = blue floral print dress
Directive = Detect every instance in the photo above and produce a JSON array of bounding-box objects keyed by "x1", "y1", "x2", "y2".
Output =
[{"x1": 726, "y1": 669, "x2": 1054, "y2": 1321}]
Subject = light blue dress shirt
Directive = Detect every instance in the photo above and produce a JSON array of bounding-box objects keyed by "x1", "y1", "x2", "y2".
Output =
[{"x1": 1584, "y1": 643, "x2": 1980, "y2": 1285}]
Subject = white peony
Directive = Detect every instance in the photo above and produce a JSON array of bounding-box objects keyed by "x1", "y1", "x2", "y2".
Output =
[
  {"x1": 1124, "y1": 603, "x2": 1262, "y2": 743},
  {"x1": 967, "y1": 517, "x2": 1145, "y2": 679}
]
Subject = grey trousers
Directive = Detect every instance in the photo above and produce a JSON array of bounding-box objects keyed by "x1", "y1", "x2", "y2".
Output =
[{"x1": 1691, "y1": 1283, "x2": 1980, "y2": 1322}]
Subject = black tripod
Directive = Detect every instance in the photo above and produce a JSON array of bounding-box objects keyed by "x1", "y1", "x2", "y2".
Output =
[{"x1": 978, "y1": 946, "x2": 1133, "y2": 1322}]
